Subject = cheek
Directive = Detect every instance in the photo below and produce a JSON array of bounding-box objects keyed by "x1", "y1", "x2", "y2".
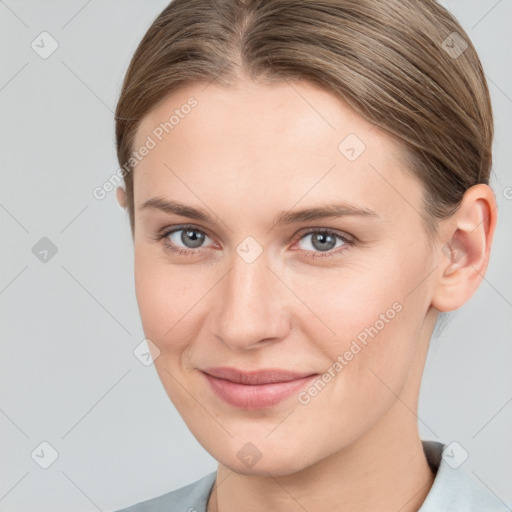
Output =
[
  {"x1": 302, "y1": 236, "x2": 431, "y2": 341},
  {"x1": 133, "y1": 248, "x2": 213, "y2": 356},
  {"x1": 286, "y1": 263, "x2": 405, "y2": 349},
  {"x1": 289, "y1": 254, "x2": 428, "y2": 398},
  {"x1": 134, "y1": 249, "x2": 179, "y2": 344},
  {"x1": 297, "y1": 284, "x2": 411, "y2": 400},
  {"x1": 281, "y1": 277, "x2": 423, "y2": 450},
  {"x1": 133, "y1": 251, "x2": 205, "y2": 409}
]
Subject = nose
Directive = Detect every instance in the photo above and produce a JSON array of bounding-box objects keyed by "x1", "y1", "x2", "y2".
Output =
[{"x1": 210, "y1": 250, "x2": 291, "y2": 351}]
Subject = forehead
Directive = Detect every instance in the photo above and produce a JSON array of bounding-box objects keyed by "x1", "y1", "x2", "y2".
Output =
[
  {"x1": 132, "y1": 79, "x2": 424, "y2": 221},
  {"x1": 135, "y1": 78, "x2": 380, "y2": 154}
]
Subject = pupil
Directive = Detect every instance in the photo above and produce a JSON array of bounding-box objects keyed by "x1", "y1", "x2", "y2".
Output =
[
  {"x1": 183, "y1": 229, "x2": 204, "y2": 248},
  {"x1": 313, "y1": 233, "x2": 334, "y2": 251}
]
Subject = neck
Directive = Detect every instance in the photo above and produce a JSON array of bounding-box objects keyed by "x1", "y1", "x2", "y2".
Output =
[{"x1": 207, "y1": 403, "x2": 435, "y2": 512}]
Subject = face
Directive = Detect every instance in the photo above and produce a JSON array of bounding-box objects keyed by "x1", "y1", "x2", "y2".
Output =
[{"x1": 131, "y1": 78, "x2": 439, "y2": 475}]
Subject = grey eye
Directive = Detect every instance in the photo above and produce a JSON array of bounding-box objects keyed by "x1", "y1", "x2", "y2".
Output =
[
  {"x1": 298, "y1": 231, "x2": 345, "y2": 252},
  {"x1": 169, "y1": 228, "x2": 208, "y2": 249}
]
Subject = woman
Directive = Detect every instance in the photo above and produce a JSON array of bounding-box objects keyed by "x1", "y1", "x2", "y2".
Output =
[{"x1": 113, "y1": 0, "x2": 505, "y2": 510}]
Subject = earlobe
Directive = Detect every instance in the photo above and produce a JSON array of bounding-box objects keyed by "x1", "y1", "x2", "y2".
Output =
[
  {"x1": 116, "y1": 186, "x2": 128, "y2": 209},
  {"x1": 431, "y1": 184, "x2": 497, "y2": 312}
]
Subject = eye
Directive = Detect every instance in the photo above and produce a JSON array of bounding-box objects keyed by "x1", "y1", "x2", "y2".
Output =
[
  {"x1": 156, "y1": 225, "x2": 214, "y2": 256},
  {"x1": 293, "y1": 228, "x2": 351, "y2": 259},
  {"x1": 154, "y1": 225, "x2": 353, "y2": 259}
]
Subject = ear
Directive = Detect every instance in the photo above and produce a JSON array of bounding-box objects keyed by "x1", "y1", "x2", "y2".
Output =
[
  {"x1": 431, "y1": 184, "x2": 497, "y2": 312},
  {"x1": 116, "y1": 186, "x2": 127, "y2": 209}
]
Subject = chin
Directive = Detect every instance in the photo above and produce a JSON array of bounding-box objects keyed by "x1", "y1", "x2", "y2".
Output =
[
  {"x1": 224, "y1": 458, "x2": 304, "y2": 477},
  {"x1": 212, "y1": 441, "x2": 318, "y2": 477}
]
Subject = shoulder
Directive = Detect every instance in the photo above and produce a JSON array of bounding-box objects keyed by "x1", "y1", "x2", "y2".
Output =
[
  {"x1": 113, "y1": 471, "x2": 217, "y2": 512},
  {"x1": 419, "y1": 440, "x2": 509, "y2": 512}
]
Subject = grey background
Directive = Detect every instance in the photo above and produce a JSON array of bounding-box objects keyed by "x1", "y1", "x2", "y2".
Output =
[{"x1": 0, "y1": 1, "x2": 510, "y2": 510}]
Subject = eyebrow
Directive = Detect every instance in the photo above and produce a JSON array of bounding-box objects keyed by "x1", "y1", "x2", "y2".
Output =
[{"x1": 139, "y1": 197, "x2": 379, "y2": 226}]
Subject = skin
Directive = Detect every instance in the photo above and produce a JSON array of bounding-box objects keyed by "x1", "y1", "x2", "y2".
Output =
[{"x1": 117, "y1": 77, "x2": 497, "y2": 512}]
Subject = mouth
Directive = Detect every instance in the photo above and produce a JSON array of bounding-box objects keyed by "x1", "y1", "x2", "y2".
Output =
[{"x1": 200, "y1": 367, "x2": 318, "y2": 410}]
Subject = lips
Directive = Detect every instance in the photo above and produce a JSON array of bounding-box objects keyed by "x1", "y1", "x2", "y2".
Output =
[{"x1": 201, "y1": 367, "x2": 318, "y2": 409}]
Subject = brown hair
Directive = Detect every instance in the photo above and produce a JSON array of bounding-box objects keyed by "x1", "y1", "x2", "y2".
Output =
[{"x1": 115, "y1": 0, "x2": 493, "y2": 235}]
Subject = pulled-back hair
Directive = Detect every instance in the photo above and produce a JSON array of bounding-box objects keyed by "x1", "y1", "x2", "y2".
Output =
[{"x1": 115, "y1": 0, "x2": 493, "y2": 235}]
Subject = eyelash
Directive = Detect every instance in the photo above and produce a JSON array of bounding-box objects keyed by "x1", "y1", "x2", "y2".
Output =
[{"x1": 154, "y1": 224, "x2": 355, "y2": 259}]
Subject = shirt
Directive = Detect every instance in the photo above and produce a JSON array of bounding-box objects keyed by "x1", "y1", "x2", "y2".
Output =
[{"x1": 114, "y1": 440, "x2": 509, "y2": 511}]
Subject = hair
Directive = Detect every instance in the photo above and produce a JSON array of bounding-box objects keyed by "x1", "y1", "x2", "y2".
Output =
[{"x1": 115, "y1": 0, "x2": 493, "y2": 236}]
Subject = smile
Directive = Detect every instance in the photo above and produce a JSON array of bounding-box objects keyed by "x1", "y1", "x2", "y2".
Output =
[{"x1": 200, "y1": 367, "x2": 319, "y2": 410}]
